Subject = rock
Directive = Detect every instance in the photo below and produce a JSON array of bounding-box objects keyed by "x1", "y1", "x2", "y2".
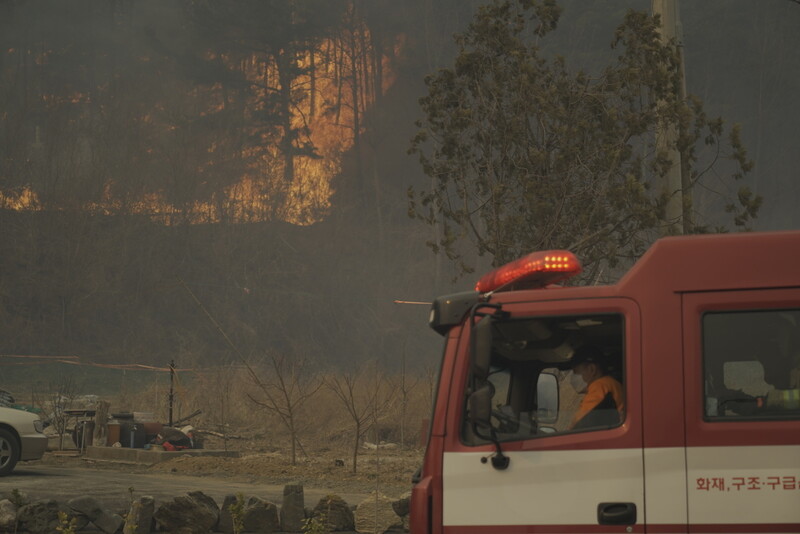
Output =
[
  {"x1": 154, "y1": 491, "x2": 219, "y2": 533},
  {"x1": 218, "y1": 495, "x2": 240, "y2": 534},
  {"x1": 0, "y1": 499, "x2": 17, "y2": 532},
  {"x1": 354, "y1": 492, "x2": 402, "y2": 534},
  {"x1": 95, "y1": 512, "x2": 125, "y2": 534},
  {"x1": 280, "y1": 484, "x2": 305, "y2": 532},
  {"x1": 311, "y1": 494, "x2": 354, "y2": 532},
  {"x1": 219, "y1": 494, "x2": 280, "y2": 534},
  {"x1": 0, "y1": 490, "x2": 28, "y2": 506},
  {"x1": 360, "y1": 498, "x2": 402, "y2": 533},
  {"x1": 16, "y1": 499, "x2": 88, "y2": 534},
  {"x1": 67, "y1": 495, "x2": 124, "y2": 534},
  {"x1": 391, "y1": 492, "x2": 411, "y2": 518},
  {"x1": 241, "y1": 496, "x2": 279, "y2": 533},
  {"x1": 66, "y1": 495, "x2": 99, "y2": 517},
  {"x1": 123, "y1": 495, "x2": 155, "y2": 534}
]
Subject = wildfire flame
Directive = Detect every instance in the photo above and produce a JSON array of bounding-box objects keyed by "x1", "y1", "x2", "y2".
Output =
[
  {"x1": 0, "y1": 187, "x2": 42, "y2": 211},
  {"x1": 0, "y1": 32, "x2": 402, "y2": 226}
]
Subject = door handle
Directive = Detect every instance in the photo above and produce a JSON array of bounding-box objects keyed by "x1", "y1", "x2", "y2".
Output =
[{"x1": 597, "y1": 502, "x2": 636, "y2": 525}]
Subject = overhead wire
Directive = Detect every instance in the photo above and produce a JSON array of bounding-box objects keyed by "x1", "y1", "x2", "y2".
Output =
[{"x1": 0, "y1": 354, "x2": 230, "y2": 373}]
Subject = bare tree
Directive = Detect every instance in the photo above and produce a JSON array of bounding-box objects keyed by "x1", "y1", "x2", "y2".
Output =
[
  {"x1": 41, "y1": 377, "x2": 79, "y2": 451},
  {"x1": 247, "y1": 351, "x2": 323, "y2": 465},
  {"x1": 202, "y1": 362, "x2": 241, "y2": 452},
  {"x1": 326, "y1": 362, "x2": 397, "y2": 473},
  {"x1": 396, "y1": 347, "x2": 420, "y2": 450}
]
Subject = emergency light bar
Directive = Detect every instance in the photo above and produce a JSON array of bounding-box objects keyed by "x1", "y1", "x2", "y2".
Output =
[{"x1": 475, "y1": 250, "x2": 582, "y2": 293}]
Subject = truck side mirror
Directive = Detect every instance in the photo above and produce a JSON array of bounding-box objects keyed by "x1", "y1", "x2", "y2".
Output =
[
  {"x1": 536, "y1": 372, "x2": 559, "y2": 425},
  {"x1": 471, "y1": 316, "x2": 493, "y2": 380},
  {"x1": 468, "y1": 382, "x2": 510, "y2": 470},
  {"x1": 468, "y1": 383, "x2": 493, "y2": 429}
]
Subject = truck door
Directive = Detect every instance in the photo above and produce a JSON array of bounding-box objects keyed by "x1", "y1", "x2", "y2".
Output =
[
  {"x1": 441, "y1": 298, "x2": 645, "y2": 533},
  {"x1": 682, "y1": 289, "x2": 800, "y2": 532}
]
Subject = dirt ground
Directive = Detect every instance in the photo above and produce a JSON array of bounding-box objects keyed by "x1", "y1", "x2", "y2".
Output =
[{"x1": 40, "y1": 433, "x2": 423, "y2": 500}]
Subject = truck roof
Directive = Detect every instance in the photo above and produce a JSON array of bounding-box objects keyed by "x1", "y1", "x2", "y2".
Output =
[
  {"x1": 429, "y1": 231, "x2": 800, "y2": 333},
  {"x1": 484, "y1": 230, "x2": 800, "y2": 305},
  {"x1": 618, "y1": 230, "x2": 800, "y2": 294}
]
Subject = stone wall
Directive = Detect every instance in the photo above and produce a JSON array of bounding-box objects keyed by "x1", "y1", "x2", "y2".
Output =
[{"x1": 0, "y1": 486, "x2": 411, "y2": 534}]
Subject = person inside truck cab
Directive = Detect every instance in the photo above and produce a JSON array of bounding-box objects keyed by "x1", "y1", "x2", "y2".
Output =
[{"x1": 568, "y1": 345, "x2": 625, "y2": 430}]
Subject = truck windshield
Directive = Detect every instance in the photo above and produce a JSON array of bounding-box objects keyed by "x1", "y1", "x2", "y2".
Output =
[{"x1": 463, "y1": 313, "x2": 625, "y2": 444}]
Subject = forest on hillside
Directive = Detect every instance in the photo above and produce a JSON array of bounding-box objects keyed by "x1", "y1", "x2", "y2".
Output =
[{"x1": 1, "y1": 0, "x2": 799, "y2": 380}]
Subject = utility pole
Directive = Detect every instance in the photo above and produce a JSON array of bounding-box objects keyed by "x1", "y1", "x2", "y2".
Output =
[
  {"x1": 168, "y1": 359, "x2": 175, "y2": 427},
  {"x1": 652, "y1": 0, "x2": 691, "y2": 234}
]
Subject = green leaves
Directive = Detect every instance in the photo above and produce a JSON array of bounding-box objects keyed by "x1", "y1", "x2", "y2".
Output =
[{"x1": 409, "y1": 0, "x2": 760, "y2": 280}]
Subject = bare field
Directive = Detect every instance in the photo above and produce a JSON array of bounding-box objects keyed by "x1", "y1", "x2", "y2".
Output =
[
  {"x1": 37, "y1": 438, "x2": 421, "y2": 501},
  {"x1": 146, "y1": 449, "x2": 421, "y2": 498}
]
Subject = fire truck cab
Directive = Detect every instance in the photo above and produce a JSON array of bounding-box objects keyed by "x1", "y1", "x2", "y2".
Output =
[{"x1": 410, "y1": 231, "x2": 800, "y2": 534}]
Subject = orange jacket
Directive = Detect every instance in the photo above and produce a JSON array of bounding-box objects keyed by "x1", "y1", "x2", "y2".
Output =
[{"x1": 570, "y1": 375, "x2": 625, "y2": 429}]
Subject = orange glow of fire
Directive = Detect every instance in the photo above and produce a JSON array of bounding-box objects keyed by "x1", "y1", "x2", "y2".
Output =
[
  {"x1": 1, "y1": 31, "x2": 401, "y2": 226},
  {"x1": 0, "y1": 187, "x2": 42, "y2": 211}
]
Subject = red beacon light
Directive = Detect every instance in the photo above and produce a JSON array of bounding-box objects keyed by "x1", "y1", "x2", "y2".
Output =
[{"x1": 475, "y1": 250, "x2": 582, "y2": 293}]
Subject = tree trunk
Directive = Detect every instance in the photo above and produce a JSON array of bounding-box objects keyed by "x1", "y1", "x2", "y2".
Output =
[
  {"x1": 352, "y1": 421, "x2": 360, "y2": 473},
  {"x1": 289, "y1": 416, "x2": 297, "y2": 466},
  {"x1": 276, "y1": 49, "x2": 296, "y2": 215},
  {"x1": 93, "y1": 400, "x2": 110, "y2": 447}
]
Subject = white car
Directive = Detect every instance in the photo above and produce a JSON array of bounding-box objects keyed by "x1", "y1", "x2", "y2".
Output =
[{"x1": 0, "y1": 406, "x2": 47, "y2": 476}]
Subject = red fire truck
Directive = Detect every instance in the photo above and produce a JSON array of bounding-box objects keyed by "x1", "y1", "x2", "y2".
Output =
[{"x1": 410, "y1": 231, "x2": 800, "y2": 534}]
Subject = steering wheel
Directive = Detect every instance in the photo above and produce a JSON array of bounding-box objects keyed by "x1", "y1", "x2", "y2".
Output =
[{"x1": 491, "y1": 407, "x2": 519, "y2": 432}]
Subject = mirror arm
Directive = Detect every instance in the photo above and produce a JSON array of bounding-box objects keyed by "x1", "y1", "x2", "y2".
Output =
[
  {"x1": 469, "y1": 304, "x2": 509, "y2": 322},
  {"x1": 473, "y1": 422, "x2": 510, "y2": 470}
]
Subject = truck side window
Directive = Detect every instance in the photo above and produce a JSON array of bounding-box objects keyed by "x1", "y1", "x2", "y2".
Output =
[
  {"x1": 703, "y1": 309, "x2": 800, "y2": 419},
  {"x1": 462, "y1": 313, "x2": 626, "y2": 445}
]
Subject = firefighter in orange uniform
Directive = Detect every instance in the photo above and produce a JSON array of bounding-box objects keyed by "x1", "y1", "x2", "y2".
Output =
[{"x1": 568, "y1": 345, "x2": 625, "y2": 430}]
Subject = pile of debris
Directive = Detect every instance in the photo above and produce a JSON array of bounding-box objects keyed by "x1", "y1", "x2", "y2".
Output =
[{"x1": 47, "y1": 397, "x2": 203, "y2": 453}]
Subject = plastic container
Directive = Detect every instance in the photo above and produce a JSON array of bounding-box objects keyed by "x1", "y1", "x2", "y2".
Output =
[
  {"x1": 106, "y1": 421, "x2": 121, "y2": 446},
  {"x1": 142, "y1": 422, "x2": 163, "y2": 435},
  {"x1": 119, "y1": 422, "x2": 146, "y2": 448}
]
